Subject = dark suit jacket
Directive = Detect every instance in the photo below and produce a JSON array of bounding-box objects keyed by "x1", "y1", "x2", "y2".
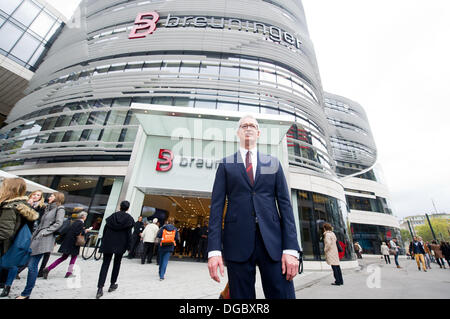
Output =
[{"x1": 208, "y1": 151, "x2": 300, "y2": 262}]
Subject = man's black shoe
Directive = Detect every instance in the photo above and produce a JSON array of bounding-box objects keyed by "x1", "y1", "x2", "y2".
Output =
[
  {"x1": 96, "y1": 288, "x2": 103, "y2": 299},
  {"x1": 108, "y1": 283, "x2": 118, "y2": 292}
]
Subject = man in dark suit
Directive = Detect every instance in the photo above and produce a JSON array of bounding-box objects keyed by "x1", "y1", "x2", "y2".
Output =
[{"x1": 207, "y1": 115, "x2": 301, "y2": 299}]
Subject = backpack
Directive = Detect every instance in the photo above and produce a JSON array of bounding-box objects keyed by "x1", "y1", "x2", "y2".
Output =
[
  {"x1": 160, "y1": 228, "x2": 176, "y2": 246},
  {"x1": 54, "y1": 218, "x2": 71, "y2": 236}
]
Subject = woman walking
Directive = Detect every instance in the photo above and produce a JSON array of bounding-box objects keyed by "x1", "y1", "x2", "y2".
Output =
[
  {"x1": 381, "y1": 242, "x2": 390, "y2": 264},
  {"x1": 0, "y1": 178, "x2": 39, "y2": 298},
  {"x1": 323, "y1": 223, "x2": 343, "y2": 286},
  {"x1": 42, "y1": 212, "x2": 87, "y2": 278},
  {"x1": 96, "y1": 201, "x2": 134, "y2": 299},
  {"x1": 430, "y1": 240, "x2": 446, "y2": 269},
  {"x1": 16, "y1": 192, "x2": 65, "y2": 299}
]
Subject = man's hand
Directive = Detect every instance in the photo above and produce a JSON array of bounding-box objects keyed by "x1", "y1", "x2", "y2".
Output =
[
  {"x1": 208, "y1": 256, "x2": 225, "y2": 283},
  {"x1": 282, "y1": 253, "x2": 299, "y2": 281}
]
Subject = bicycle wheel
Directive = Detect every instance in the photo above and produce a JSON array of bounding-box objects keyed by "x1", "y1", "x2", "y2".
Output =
[
  {"x1": 82, "y1": 235, "x2": 95, "y2": 260},
  {"x1": 94, "y1": 238, "x2": 103, "y2": 260}
]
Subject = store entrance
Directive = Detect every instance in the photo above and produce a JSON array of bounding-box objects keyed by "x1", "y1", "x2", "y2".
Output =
[{"x1": 141, "y1": 194, "x2": 211, "y2": 260}]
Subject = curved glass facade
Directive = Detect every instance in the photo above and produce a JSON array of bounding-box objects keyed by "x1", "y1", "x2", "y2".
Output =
[{"x1": 0, "y1": 0, "x2": 363, "y2": 262}]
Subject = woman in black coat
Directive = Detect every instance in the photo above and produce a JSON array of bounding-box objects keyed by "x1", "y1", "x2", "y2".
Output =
[
  {"x1": 42, "y1": 212, "x2": 87, "y2": 279},
  {"x1": 96, "y1": 201, "x2": 134, "y2": 299}
]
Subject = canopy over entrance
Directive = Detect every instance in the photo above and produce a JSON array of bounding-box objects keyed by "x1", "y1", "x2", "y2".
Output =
[
  {"x1": 116, "y1": 104, "x2": 294, "y2": 220},
  {"x1": 0, "y1": 169, "x2": 56, "y2": 193}
]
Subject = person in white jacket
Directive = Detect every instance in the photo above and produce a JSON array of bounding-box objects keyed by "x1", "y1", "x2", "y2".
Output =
[
  {"x1": 140, "y1": 218, "x2": 160, "y2": 264},
  {"x1": 381, "y1": 242, "x2": 390, "y2": 264}
]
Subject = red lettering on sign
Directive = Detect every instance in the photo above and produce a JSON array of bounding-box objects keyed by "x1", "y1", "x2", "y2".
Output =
[
  {"x1": 156, "y1": 149, "x2": 174, "y2": 172},
  {"x1": 129, "y1": 11, "x2": 160, "y2": 39}
]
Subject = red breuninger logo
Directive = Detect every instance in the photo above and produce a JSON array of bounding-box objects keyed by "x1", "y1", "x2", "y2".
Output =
[
  {"x1": 129, "y1": 11, "x2": 160, "y2": 39},
  {"x1": 156, "y1": 149, "x2": 174, "y2": 172}
]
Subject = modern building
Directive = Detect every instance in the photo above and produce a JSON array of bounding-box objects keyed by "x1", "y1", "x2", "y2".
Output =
[
  {"x1": 0, "y1": 0, "x2": 406, "y2": 266},
  {"x1": 324, "y1": 93, "x2": 401, "y2": 254},
  {"x1": 0, "y1": 0, "x2": 65, "y2": 127}
]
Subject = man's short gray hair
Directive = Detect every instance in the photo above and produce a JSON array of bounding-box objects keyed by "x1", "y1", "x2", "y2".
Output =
[
  {"x1": 237, "y1": 114, "x2": 259, "y2": 131},
  {"x1": 78, "y1": 211, "x2": 88, "y2": 219}
]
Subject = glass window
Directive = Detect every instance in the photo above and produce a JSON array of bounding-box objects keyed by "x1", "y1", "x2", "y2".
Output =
[
  {"x1": 151, "y1": 97, "x2": 173, "y2": 105},
  {"x1": 220, "y1": 65, "x2": 239, "y2": 78},
  {"x1": 112, "y1": 98, "x2": 131, "y2": 107},
  {"x1": 259, "y1": 69, "x2": 277, "y2": 87},
  {"x1": 41, "y1": 117, "x2": 58, "y2": 131},
  {"x1": 106, "y1": 110, "x2": 127, "y2": 125},
  {"x1": 54, "y1": 115, "x2": 71, "y2": 128},
  {"x1": 238, "y1": 103, "x2": 259, "y2": 114},
  {"x1": 0, "y1": 21, "x2": 23, "y2": 52},
  {"x1": 239, "y1": 66, "x2": 259, "y2": 82},
  {"x1": 45, "y1": 21, "x2": 61, "y2": 41},
  {"x1": 180, "y1": 61, "x2": 199, "y2": 77},
  {"x1": 27, "y1": 44, "x2": 45, "y2": 67},
  {"x1": 87, "y1": 111, "x2": 108, "y2": 126},
  {"x1": 276, "y1": 72, "x2": 292, "y2": 92},
  {"x1": 217, "y1": 101, "x2": 238, "y2": 111},
  {"x1": 119, "y1": 127, "x2": 138, "y2": 142},
  {"x1": 109, "y1": 63, "x2": 126, "y2": 73},
  {"x1": 101, "y1": 128, "x2": 121, "y2": 143},
  {"x1": 124, "y1": 61, "x2": 143, "y2": 72},
  {"x1": 12, "y1": 0, "x2": 41, "y2": 27},
  {"x1": 174, "y1": 97, "x2": 194, "y2": 107},
  {"x1": 142, "y1": 61, "x2": 161, "y2": 71},
  {"x1": 10, "y1": 32, "x2": 40, "y2": 63},
  {"x1": 29, "y1": 11, "x2": 55, "y2": 38},
  {"x1": 46, "y1": 131, "x2": 64, "y2": 143},
  {"x1": 69, "y1": 113, "x2": 89, "y2": 126},
  {"x1": 161, "y1": 61, "x2": 180, "y2": 72},
  {"x1": 195, "y1": 99, "x2": 216, "y2": 110},
  {"x1": 57, "y1": 176, "x2": 100, "y2": 217},
  {"x1": 1, "y1": 0, "x2": 22, "y2": 15},
  {"x1": 199, "y1": 61, "x2": 220, "y2": 76}
]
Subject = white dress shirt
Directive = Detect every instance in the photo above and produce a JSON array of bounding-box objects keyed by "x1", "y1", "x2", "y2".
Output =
[
  {"x1": 239, "y1": 146, "x2": 257, "y2": 180},
  {"x1": 208, "y1": 147, "x2": 299, "y2": 259}
]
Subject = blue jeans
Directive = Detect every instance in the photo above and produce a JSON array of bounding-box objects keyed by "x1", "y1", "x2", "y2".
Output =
[
  {"x1": 158, "y1": 251, "x2": 171, "y2": 279},
  {"x1": 394, "y1": 252, "x2": 399, "y2": 266},
  {"x1": 5, "y1": 266, "x2": 18, "y2": 287},
  {"x1": 21, "y1": 254, "x2": 44, "y2": 297}
]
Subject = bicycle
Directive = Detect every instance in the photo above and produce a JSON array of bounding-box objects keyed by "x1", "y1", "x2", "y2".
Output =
[{"x1": 82, "y1": 231, "x2": 103, "y2": 260}]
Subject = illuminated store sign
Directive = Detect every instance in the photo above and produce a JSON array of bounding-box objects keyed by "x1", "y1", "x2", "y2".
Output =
[
  {"x1": 129, "y1": 12, "x2": 303, "y2": 49},
  {"x1": 156, "y1": 149, "x2": 219, "y2": 172}
]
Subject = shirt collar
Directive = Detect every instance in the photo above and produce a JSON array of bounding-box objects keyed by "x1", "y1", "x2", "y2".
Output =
[{"x1": 240, "y1": 145, "x2": 257, "y2": 155}]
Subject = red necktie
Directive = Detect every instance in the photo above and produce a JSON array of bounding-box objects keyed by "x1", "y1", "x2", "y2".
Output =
[{"x1": 245, "y1": 151, "x2": 254, "y2": 186}]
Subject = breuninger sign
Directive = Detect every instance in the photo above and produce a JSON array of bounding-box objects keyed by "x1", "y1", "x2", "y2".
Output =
[{"x1": 129, "y1": 11, "x2": 303, "y2": 49}]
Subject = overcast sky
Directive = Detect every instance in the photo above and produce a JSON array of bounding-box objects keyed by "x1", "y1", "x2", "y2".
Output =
[{"x1": 46, "y1": 0, "x2": 450, "y2": 220}]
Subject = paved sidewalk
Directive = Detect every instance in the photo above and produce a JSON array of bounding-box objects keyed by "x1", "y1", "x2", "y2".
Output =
[
  {"x1": 2, "y1": 254, "x2": 448, "y2": 299},
  {"x1": 2, "y1": 254, "x2": 330, "y2": 299}
]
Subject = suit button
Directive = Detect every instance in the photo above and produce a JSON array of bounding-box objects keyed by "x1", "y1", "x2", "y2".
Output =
[{"x1": 252, "y1": 192, "x2": 256, "y2": 196}]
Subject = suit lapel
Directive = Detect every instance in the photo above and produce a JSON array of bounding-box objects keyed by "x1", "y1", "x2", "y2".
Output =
[{"x1": 254, "y1": 151, "x2": 261, "y2": 186}]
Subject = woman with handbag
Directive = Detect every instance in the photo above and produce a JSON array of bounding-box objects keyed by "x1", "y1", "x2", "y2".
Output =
[
  {"x1": 42, "y1": 212, "x2": 87, "y2": 279},
  {"x1": 323, "y1": 223, "x2": 344, "y2": 286},
  {"x1": 16, "y1": 192, "x2": 65, "y2": 299},
  {"x1": 0, "y1": 178, "x2": 39, "y2": 298}
]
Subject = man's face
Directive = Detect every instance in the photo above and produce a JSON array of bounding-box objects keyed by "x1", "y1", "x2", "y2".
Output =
[{"x1": 237, "y1": 117, "x2": 260, "y2": 147}]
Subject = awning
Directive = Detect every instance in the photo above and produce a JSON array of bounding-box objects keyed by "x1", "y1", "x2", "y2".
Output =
[{"x1": 0, "y1": 170, "x2": 56, "y2": 193}]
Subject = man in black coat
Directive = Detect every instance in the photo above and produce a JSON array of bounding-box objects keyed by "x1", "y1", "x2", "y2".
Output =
[
  {"x1": 96, "y1": 201, "x2": 134, "y2": 298},
  {"x1": 127, "y1": 215, "x2": 144, "y2": 259}
]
